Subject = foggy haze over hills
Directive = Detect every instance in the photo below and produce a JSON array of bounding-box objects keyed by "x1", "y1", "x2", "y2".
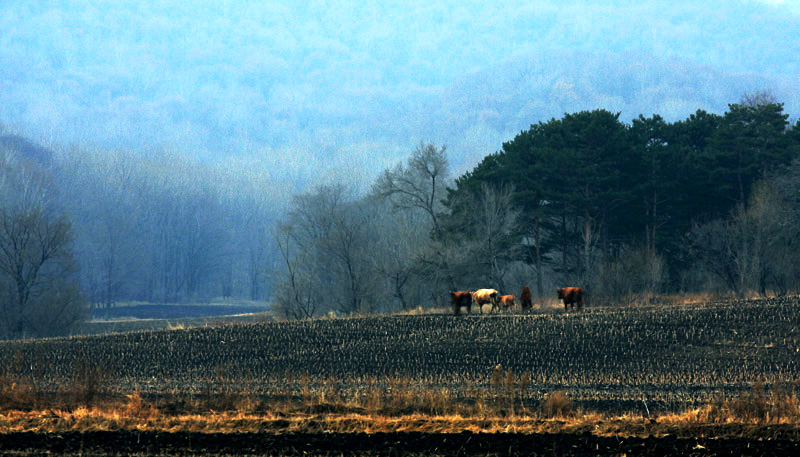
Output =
[{"x1": 1, "y1": 0, "x2": 799, "y2": 193}]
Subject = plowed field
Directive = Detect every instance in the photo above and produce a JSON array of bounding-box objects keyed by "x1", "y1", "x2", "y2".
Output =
[
  {"x1": 1, "y1": 430, "x2": 799, "y2": 456},
  {"x1": 1, "y1": 298, "x2": 799, "y2": 456}
]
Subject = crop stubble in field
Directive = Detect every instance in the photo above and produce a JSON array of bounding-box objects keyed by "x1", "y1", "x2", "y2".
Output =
[{"x1": 1, "y1": 297, "x2": 798, "y2": 413}]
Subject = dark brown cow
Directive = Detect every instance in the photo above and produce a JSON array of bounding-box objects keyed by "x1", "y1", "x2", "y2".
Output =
[
  {"x1": 520, "y1": 285, "x2": 533, "y2": 311},
  {"x1": 499, "y1": 294, "x2": 516, "y2": 312},
  {"x1": 450, "y1": 290, "x2": 473, "y2": 315},
  {"x1": 557, "y1": 287, "x2": 584, "y2": 312}
]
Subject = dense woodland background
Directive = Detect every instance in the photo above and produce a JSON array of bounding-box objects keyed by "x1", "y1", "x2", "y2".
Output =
[{"x1": 2, "y1": 94, "x2": 799, "y2": 338}]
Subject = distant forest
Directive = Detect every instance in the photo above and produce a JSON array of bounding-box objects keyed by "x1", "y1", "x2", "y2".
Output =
[
  {"x1": 446, "y1": 98, "x2": 800, "y2": 302},
  {"x1": 1, "y1": 95, "x2": 800, "y2": 336},
  {"x1": 272, "y1": 96, "x2": 800, "y2": 319}
]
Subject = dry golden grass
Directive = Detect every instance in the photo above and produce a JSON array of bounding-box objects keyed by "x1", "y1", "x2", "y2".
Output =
[
  {"x1": 1, "y1": 381, "x2": 799, "y2": 439},
  {"x1": 1, "y1": 405, "x2": 798, "y2": 439},
  {"x1": 658, "y1": 381, "x2": 800, "y2": 425}
]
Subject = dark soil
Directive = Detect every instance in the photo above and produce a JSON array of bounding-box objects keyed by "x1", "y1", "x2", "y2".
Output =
[{"x1": 0, "y1": 431, "x2": 797, "y2": 457}]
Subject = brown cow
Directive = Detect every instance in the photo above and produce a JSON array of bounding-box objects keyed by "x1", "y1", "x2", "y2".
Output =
[
  {"x1": 520, "y1": 285, "x2": 533, "y2": 311},
  {"x1": 472, "y1": 288, "x2": 500, "y2": 313},
  {"x1": 499, "y1": 294, "x2": 516, "y2": 312},
  {"x1": 450, "y1": 290, "x2": 473, "y2": 315},
  {"x1": 557, "y1": 287, "x2": 584, "y2": 312}
]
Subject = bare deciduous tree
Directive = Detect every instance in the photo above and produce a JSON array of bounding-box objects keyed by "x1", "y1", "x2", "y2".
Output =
[
  {"x1": 372, "y1": 142, "x2": 457, "y2": 300},
  {"x1": 273, "y1": 184, "x2": 379, "y2": 318},
  {"x1": 369, "y1": 199, "x2": 429, "y2": 311},
  {"x1": 591, "y1": 246, "x2": 665, "y2": 306},
  {"x1": 0, "y1": 152, "x2": 87, "y2": 339},
  {"x1": 461, "y1": 183, "x2": 521, "y2": 292},
  {"x1": 274, "y1": 220, "x2": 319, "y2": 319},
  {"x1": 372, "y1": 142, "x2": 449, "y2": 237},
  {"x1": 691, "y1": 181, "x2": 797, "y2": 296}
]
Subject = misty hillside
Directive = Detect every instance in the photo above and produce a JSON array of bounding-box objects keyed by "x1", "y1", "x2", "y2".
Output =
[
  {"x1": 422, "y1": 49, "x2": 797, "y2": 171},
  {"x1": 0, "y1": 133, "x2": 53, "y2": 165},
  {"x1": 1, "y1": 0, "x2": 798, "y2": 189}
]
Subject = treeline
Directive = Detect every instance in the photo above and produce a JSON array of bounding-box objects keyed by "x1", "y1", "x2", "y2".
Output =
[
  {"x1": 274, "y1": 96, "x2": 800, "y2": 317},
  {"x1": 445, "y1": 97, "x2": 800, "y2": 303},
  {"x1": 2, "y1": 95, "x2": 800, "y2": 335},
  {"x1": 0, "y1": 136, "x2": 276, "y2": 338},
  {"x1": 54, "y1": 150, "x2": 276, "y2": 307}
]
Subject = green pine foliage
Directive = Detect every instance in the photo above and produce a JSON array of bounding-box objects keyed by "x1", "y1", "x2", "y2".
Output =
[{"x1": 444, "y1": 102, "x2": 800, "y2": 290}]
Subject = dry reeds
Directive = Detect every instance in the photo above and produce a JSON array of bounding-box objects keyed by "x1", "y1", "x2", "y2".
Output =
[
  {"x1": 708, "y1": 381, "x2": 800, "y2": 423},
  {"x1": 0, "y1": 382, "x2": 798, "y2": 436},
  {"x1": 540, "y1": 391, "x2": 573, "y2": 418},
  {"x1": 661, "y1": 381, "x2": 800, "y2": 425},
  {"x1": 0, "y1": 374, "x2": 36, "y2": 411}
]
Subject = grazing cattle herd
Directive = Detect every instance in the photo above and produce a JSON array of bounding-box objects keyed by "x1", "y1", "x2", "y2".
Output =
[{"x1": 450, "y1": 285, "x2": 585, "y2": 315}]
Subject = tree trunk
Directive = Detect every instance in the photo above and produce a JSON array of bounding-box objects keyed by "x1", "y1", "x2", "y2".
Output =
[
  {"x1": 583, "y1": 209, "x2": 592, "y2": 278},
  {"x1": 561, "y1": 213, "x2": 568, "y2": 275},
  {"x1": 535, "y1": 218, "x2": 543, "y2": 297}
]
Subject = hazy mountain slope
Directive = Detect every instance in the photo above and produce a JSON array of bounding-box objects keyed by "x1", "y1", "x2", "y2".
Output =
[
  {"x1": 427, "y1": 50, "x2": 798, "y2": 171},
  {"x1": 1, "y1": 0, "x2": 798, "y2": 189}
]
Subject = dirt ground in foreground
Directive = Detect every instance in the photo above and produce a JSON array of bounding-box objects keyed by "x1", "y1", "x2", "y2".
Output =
[{"x1": 0, "y1": 431, "x2": 798, "y2": 457}]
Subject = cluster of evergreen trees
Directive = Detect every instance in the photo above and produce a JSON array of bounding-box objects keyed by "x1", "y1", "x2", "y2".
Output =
[{"x1": 443, "y1": 97, "x2": 800, "y2": 301}]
